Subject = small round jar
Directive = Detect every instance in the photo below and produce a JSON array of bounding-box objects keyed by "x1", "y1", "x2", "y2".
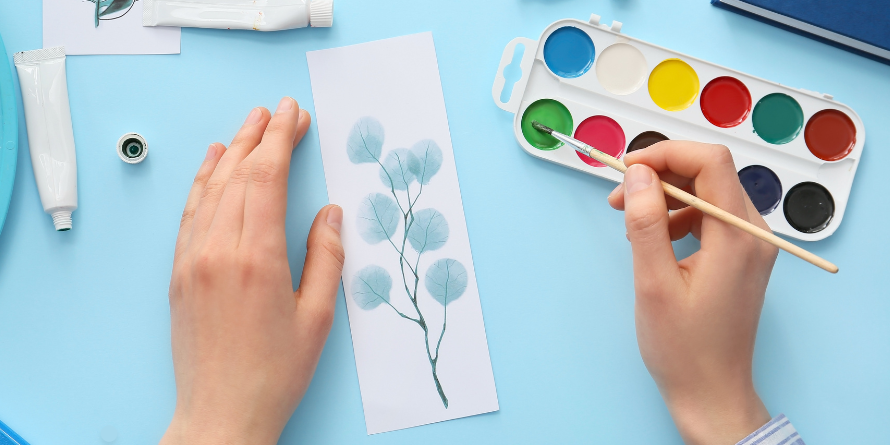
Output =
[{"x1": 118, "y1": 133, "x2": 148, "y2": 164}]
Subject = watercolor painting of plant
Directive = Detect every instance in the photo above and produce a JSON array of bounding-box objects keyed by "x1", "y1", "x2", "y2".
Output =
[
  {"x1": 86, "y1": 0, "x2": 137, "y2": 27},
  {"x1": 348, "y1": 117, "x2": 468, "y2": 408}
]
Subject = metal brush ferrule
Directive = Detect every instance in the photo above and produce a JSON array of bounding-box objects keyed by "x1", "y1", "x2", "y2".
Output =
[
  {"x1": 547, "y1": 129, "x2": 594, "y2": 157},
  {"x1": 575, "y1": 143, "x2": 593, "y2": 157}
]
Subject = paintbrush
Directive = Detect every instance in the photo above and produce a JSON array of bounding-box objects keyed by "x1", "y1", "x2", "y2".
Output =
[{"x1": 531, "y1": 120, "x2": 838, "y2": 274}]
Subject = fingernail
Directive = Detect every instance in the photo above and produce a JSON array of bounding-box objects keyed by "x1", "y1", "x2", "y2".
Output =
[
  {"x1": 624, "y1": 164, "x2": 653, "y2": 195},
  {"x1": 276, "y1": 97, "x2": 294, "y2": 114},
  {"x1": 326, "y1": 205, "x2": 343, "y2": 234},
  {"x1": 245, "y1": 108, "x2": 262, "y2": 125},
  {"x1": 205, "y1": 144, "x2": 216, "y2": 160}
]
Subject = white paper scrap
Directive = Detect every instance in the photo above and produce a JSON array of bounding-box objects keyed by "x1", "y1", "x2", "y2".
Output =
[
  {"x1": 307, "y1": 32, "x2": 499, "y2": 435},
  {"x1": 44, "y1": 0, "x2": 180, "y2": 55}
]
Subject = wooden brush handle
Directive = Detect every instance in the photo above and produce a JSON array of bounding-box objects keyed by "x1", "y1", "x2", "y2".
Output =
[
  {"x1": 660, "y1": 182, "x2": 838, "y2": 273},
  {"x1": 584, "y1": 145, "x2": 839, "y2": 273}
]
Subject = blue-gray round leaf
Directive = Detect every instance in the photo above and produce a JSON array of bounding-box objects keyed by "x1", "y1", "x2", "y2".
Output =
[
  {"x1": 379, "y1": 148, "x2": 417, "y2": 191},
  {"x1": 407, "y1": 208, "x2": 449, "y2": 253},
  {"x1": 425, "y1": 259, "x2": 468, "y2": 306},
  {"x1": 347, "y1": 117, "x2": 385, "y2": 164},
  {"x1": 408, "y1": 139, "x2": 443, "y2": 185},
  {"x1": 357, "y1": 193, "x2": 400, "y2": 244},
  {"x1": 352, "y1": 265, "x2": 392, "y2": 310}
]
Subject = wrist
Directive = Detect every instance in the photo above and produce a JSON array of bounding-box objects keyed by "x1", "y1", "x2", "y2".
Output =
[
  {"x1": 664, "y1": 384, "x2": 771, "y2": 445},
  {"x1": 159, "y1": 409, "x2": 280, "y2": 445}
]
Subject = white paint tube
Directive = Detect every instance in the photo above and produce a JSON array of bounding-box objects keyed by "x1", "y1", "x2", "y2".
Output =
[
  {"x1": 143, "y1": 0, "x2": 334, "y2": 31},
  {"x1": 14, "y1": 47, "x2": 78, "y2": 232}
]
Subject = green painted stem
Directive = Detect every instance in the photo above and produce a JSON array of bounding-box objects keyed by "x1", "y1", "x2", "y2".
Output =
[
  {"x1": 421, "y1": 318, "x2": 448, "y2": 408},
  {"x1": 431, "y1": 363, "x2": 448, "y2": 408},
  {"x1": 380, "y1": 175, "x2": 449, "y2": 408}
]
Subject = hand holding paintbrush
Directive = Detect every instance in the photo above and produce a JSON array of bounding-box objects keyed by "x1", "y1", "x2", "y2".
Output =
[
  {"x1": 532, "y1": 121, "x2": 838, "y2": 273},
  {"x1": 587, "y1": 135, "x2": 782, "y2": 445}
]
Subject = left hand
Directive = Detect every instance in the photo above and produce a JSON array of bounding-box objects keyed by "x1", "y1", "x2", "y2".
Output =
[{"x1": 161, "y1": 98, "x2": 345, "y2": 445}]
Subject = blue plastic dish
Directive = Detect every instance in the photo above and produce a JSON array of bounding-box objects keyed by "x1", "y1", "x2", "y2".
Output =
[
  {"x1": 0, "y1": 33, "x2": 18, "y2": 237},
  {"x1": 0, "y1": 418, "x2": 30, "y2": 445}
]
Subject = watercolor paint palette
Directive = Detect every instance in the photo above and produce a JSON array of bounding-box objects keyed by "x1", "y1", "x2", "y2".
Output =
[{"x1": 492, "y1": 15, "x2": 865, "y2": 241}]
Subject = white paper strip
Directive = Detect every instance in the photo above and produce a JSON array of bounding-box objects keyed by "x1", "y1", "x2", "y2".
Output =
[{"x1": 307, "y1": 32, "x2": 498, "y2": 435}]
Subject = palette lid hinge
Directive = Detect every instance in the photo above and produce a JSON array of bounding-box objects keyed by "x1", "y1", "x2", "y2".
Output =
[
  {"x1": 588, "y1": 14, "x2": 623, "y2": 32},
  {"x1": 798, "y1": 87, "x2": 834, "y2": 101}
]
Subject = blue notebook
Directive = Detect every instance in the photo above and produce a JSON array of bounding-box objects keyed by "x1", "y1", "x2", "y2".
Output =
[{"x1": 711, "y1": 0, "x2": 890, "y2": 64}]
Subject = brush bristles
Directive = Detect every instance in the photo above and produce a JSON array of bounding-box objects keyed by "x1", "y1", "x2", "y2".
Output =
[{"x1": 531, "y1": 120, "x2": 553, "y2": 135}]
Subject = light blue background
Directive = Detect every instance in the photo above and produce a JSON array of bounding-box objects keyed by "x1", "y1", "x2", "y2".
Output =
[{"x1": 1, "y1": 0, "x2": 888, "y2": 443}]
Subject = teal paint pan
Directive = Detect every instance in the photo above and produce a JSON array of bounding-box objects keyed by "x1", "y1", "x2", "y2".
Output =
[{"x1": 0, "y1": 33, "x2": 17, "y2": 237}]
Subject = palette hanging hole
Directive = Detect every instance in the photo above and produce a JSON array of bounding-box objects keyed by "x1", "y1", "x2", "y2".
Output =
[
  {"x1": 499, "y1": 43, "x2": 526, "y2": 104},
  {"x1": 738, "y1": 165, "x2": 782, "y2": 216},
  {"x1": 573, "y1": 115, "x2": 626, "y2": 167},
  {"x1": 700, "y1": 76, "x2": 751, "y2": 128},
  {"x1": 520, "y1": 99, "x2": 573, "y2": 150},
  {"x1": 627, "y1": 131, "x2": 669, "y2": 153},
  {"x1": 752, "y1": 93, "x2": 803, "y2": 145},
  {"x1": 805, "y1": 109, "x2": 856, "y2": 161},
  {"x1": 783, "y1": 182, "x2": 834, "y2": 233},
  {"x1": 595, "y1": 43, "x2": 647, "y2": 95},
  {"x1": 543, "y1": 26, "x2": 596, "y2": 79},
  {"x1": 648, "y1": 58, "x2": 700, "y2": 112}
]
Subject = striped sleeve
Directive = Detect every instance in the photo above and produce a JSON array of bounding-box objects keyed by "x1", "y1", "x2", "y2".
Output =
[{"x1": 735, "y1": 414, "x2": 805, "y2": 445}]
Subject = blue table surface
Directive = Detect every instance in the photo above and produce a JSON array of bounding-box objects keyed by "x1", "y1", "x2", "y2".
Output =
[{"x1": 1, "y1": 1, "x2": 889, "y2": 443}]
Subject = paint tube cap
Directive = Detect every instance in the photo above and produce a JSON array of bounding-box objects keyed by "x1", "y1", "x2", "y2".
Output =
[
  {"x1": 118, "y1": 133, "x2": 148, "y2": 164},
  {"x1": 309, "y1": 0, "x2": 333, "y2": 27}
]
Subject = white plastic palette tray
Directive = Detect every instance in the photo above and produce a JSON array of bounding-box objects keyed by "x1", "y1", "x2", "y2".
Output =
[{"x1": 492, "y1": 15, "x2": 865, "y2": 241}]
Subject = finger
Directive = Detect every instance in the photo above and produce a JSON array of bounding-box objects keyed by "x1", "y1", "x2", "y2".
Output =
[
  {"x1": 289, "y1": 207, "x2": 342, "y2": 399},
  {"x1": 174, "y1": 143, "x2": 226, "y2": 263},
  {"x1": 656, "y1": 171, "x2": 695, "y2": 210},
  {"x1": 188, "y1": 107, "x2": 271, "y2": 249},
  {"x1": 667, "y1": 206, "x2": 703, "y2": 241},
  {"x1": 211, "y1": 103, "x2": 309, "y2": 250},
  {"x1": 608, "y1": 171, "x2": 692, "y2": 211},
  {"x1": 623, "y1": 141, "x2": 752, "y2": 249},
  {"x1": 741, "y1": 190, "x2": 771, "y2": 232},
  {"x1": 295, "y1": 205, "x2": 344, "y2": 336},
  {"x1": 607, "y1": 182, "x2": 624, "y2": 210},
  {"x1": 624, "y1": 141, "x2": 747, "y2": 215},
  {"x1": 740, "y1": 189, "x2": 780, "y2": 260},
  {"x1": 241, "y1": 99, "x2": 311, "y2": 250},
  {"x1": 622, "y1": 164, "x2": 683, "y2": 295},
  {"x1": 293, "y1": 108, "x2": 311, "y2": 148}
]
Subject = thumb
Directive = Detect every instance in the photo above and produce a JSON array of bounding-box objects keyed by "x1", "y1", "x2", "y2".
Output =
[
  {"x1": 296, "y1": 205, "x2": 345, "y2": 326},
  {"x1": 623, "y1": 164, "x2": 681, "y2": 293}
]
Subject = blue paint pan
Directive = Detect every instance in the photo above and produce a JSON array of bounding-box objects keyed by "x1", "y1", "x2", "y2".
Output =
[{"x1": 0, "y1": 32, "x2": 18, "y2": 237}]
